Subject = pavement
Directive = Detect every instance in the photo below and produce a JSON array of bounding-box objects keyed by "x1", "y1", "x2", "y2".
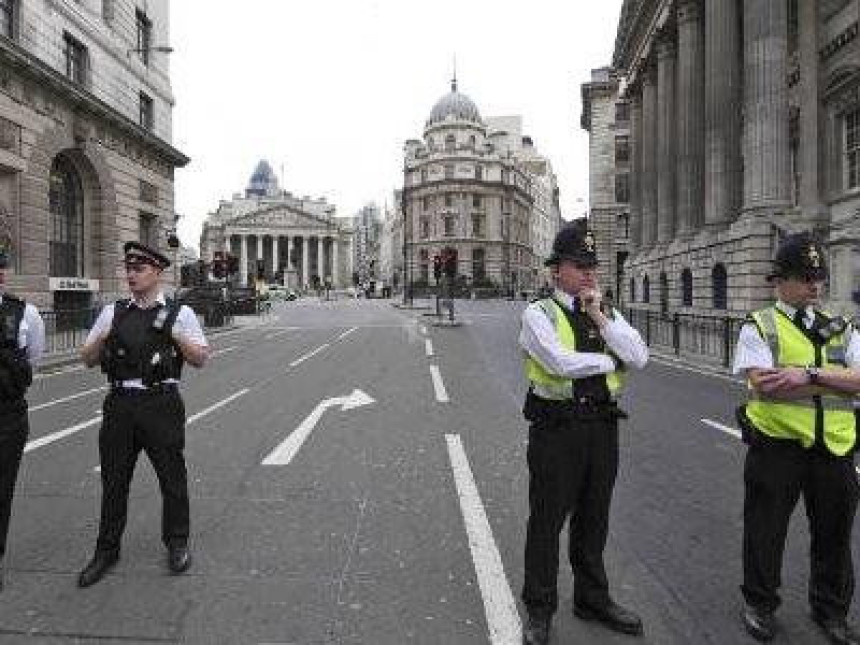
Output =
[{"x1": 1, "y1": 298, "x2": 856, "y2": 644}]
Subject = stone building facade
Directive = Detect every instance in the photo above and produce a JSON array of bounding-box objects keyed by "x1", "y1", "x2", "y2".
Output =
[
  {"x1": 590, "y1": 0, "x2": 860, "y2": 319},
  {"x1": 401, "y1": 80, "x2": 564, "y2": 294},
  {"x1": 581, "y1": 67, "x2": 631, "y2": 305},
  {"x1": 0, "y1": 0, "x2": 187, "y2": 310},
  {"x1": 199, "y1": 161, "x2": 351, "y2": 289},
  {"x1": 351, "y1": 202, "x2": 381, "y2": 288}
]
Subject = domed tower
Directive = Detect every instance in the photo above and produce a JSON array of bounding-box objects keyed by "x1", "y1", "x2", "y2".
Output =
[
  {"x1": 423, "y1": 77, "x2": 486, "y2": 152},
  {"x1": 246, "y1": 160, "x2": 279, "y2": 198}
]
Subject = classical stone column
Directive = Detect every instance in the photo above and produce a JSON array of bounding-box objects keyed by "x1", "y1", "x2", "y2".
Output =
[
  {"x1": 302, "y1": 236, "x2": 309, "y2": 286},
  {"x1": 272, "y1": 235, "x2": 279, "y2": 275},
  {"x1": 223, "y1": 236, "x2": 230, "y2": 254},
  {"x1": 798, "y1": 0, "x2": 824, "y2": 217},
  {"x1": 641, "y1": 57, "x2": 659, "y2": 246},
  {"x1": 332, "y1": 236, "x2": 339, "y2": 286},
  {"x1": 317, "y1": 236, "x2": 325, "y2": 278},
  {"x1": 256, "y1": 235, "x2": 264, "y2": 264},
  {"x1": 240, "y1": 234, "x2": 248, "y2": 286},
  {"x1": 676, "y1": 0, "x2": 705, "y2": 236},
  {"x1": 742, "y1": 0, "x2": 792, "y2": 215},
  {"x1": 705, "y1": 0, "x2": 743, "y2": 228},
  {"x1": 630, "y1": 90, "x2": 643, "y2": 251},
  {"x1": 657, "y1": 27, "x2": 677, "y2": 243}
]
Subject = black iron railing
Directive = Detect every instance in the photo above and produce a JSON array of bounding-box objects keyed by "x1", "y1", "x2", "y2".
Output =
[
  {"x1": 42, "y1": 307, "x2": 100, "y2": 354},
  {"x1": 624, "y1": 307, "x2": 746, "y2": 368}
]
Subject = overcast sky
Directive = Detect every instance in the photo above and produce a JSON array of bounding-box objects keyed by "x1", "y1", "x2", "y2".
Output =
[{"x1": 170, "y1": 1, "x2": 624, "y2": 250}]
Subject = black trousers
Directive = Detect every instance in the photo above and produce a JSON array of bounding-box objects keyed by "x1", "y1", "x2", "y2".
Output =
[
  {"x1": 96, "y1": 389, "x2": 189, "y2": 554},
  {"x1": 522, "y1": 414, "x2": 619, "y2": 616},
  {"x1": 742, "y1": 437, "x2": 859, "y2": 620},
  {"x1": 0, "y1": 404, "x2": 27, "y2": 558}
]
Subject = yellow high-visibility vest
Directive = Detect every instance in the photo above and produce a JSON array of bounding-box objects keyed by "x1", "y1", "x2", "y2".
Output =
[
  {"x1": 523, "y1": 298, "x2": 625, "y2": 401},
  {"x1": 745, "y1": 307, "x2": 857, "y2": 456}
]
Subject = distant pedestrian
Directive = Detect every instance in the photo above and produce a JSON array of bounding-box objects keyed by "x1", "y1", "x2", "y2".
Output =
[
  {"x1": 77, "y1": 241, "x2": 209, "y2": 588},
  {"x1": 734, "y1": 232, "x2": 860, "y2": 644},
  {"x1": 519, "y1": 220, "x2": 649, "y2": 644},
  {"x1": 0, "y1": 248, "x2": 44, "y2": 592}
]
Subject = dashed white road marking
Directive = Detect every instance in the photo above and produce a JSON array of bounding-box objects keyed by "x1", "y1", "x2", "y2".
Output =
[
  {"x1": 419, "y1": 324, "x2": 427, "y2": 335},
  {"x1": 25, "y1": 415, "x2": 102, "y2": 453},
  {"x1": 650, "y1": 355, "x2": 745, "y2": 386},
  {"x1": 33, "y1": 364, "x2": 85, "y2": 380},
  {"x1": 701, "y1": 418, "x2": 743, "y2": 440},
  {"x1": 28, "y1": 386, "x2": 107, "y2": 412},
  {"x1": 289, "y1": 343, "x2": 331, "y2": 368},
  {"x1": 211, "y1": 346, "x2": 238, "y2": 358},
  {"x1": 445, "y1": 434, "x2": 521, "y2": 645},
  {"x1": 187, "y1": 389, "x2": 250, "y2": 425},
  {"x1": 430, "y1": 365, "x2": 449, "y2": 403},
  {"x1": 425, "y1": 339, "x2": 434, "y2": 357}
]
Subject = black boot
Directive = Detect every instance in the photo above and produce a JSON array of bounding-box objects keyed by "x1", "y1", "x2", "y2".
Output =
[
  {"x1": 522, "y1": 613, "x2": 550, "y2": 645},
  {"x1": 741, "y1": 604, "x2": 776, "y2": 641},
  {"x1": 78, "y1": 550, "x2": 119, "y2": 588},
  {"x1": 574, "y1": 600, "x2": 643, "y2": 636},
  {"x1": 813, "y1": 613, "x2": 860, "y2": 645},
  {"x1": 167, "y1": 545, "x2": 191, "y2": 574}
]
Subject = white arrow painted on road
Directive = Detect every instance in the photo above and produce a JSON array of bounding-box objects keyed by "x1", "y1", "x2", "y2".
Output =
[{"x1": 262, "y1": 389, "x2": 376, "y2": 466}]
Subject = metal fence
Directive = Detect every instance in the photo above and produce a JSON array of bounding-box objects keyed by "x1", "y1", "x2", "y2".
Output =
[
  {"x1": 42, "y1": 307, "x2": 100, "y2": 354},
  {"x1": 624, "y1": 308, "x2": 746, "y2": 368}
]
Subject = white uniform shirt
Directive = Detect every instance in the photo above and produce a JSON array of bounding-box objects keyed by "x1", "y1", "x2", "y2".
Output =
[
  {"x1": 732, "y1": 300, "x2": 860, "y2": 374},
  {"x1": 85, "y1": 293, "x2": 208, "y2": 388},
  {"x1": 519, "y1": 289, "x2": 649, "y2": 380},
  {"x1": 0, "y1": 294, "x2": 45, "y2": 364}
]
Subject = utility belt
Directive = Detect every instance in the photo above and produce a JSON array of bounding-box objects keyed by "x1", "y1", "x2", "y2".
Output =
[
  {"x1": 735, "y1": 404, "x2": 858, "y2": 455},
  {"x1": 109, "y1": 382, "x2": 180, "y2": 397},
  {"x1": 523, "y1": 388, "x2": 627, "y2": 424}
]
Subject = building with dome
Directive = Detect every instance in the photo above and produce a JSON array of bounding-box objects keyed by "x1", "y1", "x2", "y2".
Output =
[
  {"x1": 199, "y1": 161, "x2": 351, "y2": 289},
  {"x1": 397, "y1": 79, "x2": 562, "y2": 294}
]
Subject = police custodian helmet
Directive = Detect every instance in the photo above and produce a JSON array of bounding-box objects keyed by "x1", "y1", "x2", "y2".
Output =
[
  {"x1": 767, "y1": 231, "x2": 828, "y2": 282},
  {"x1": 545, "y1": 219, "x2": 598, "y2": 268}
]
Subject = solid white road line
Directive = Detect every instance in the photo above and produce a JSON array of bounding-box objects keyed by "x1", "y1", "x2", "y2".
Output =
[
  {"x1": 445, "y1": 434, "x2": 521, "y2": 645},
  {"x1": 33, "y1": 364, "x2": 85, "y2": 381},
  {"x1": 337, "y1": 326, "x2": 358, "y2": 341},
  {"x1": 289, "y1": 343, "x2": 331, "y2": 368},
  {"x1": 28, "y1": 385, "x2": 107, "y2": 412},
  {"x1": 650, "y1": 355, "x2": 745, "y2": 386},
  {"x1": 24, "y1": 415, "x2": 102, "y2": 453},
  {"x1": 187, "y1": 389, "x2": 249, "y2": 425},
  {"x1": 430, "y1": 365, "x2": 450, "y2": 403},
  {"x1": 425, "y1": 339, "x2": 434, "y2": 357},
  {"x1": 701, "y1": 418, "x2": 743, "y2": 440}
]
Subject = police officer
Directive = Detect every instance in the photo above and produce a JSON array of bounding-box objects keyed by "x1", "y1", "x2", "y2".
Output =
[
  {"x1": 78, "y1": 241, "x2": 209, "y2": 588},
  {"x1": 519, "y1": 220, "x2": 649, "y2": 644},
  {"x1": 734, "y1": 232, "x2": 860, "y2": 644},
  {"x1": 0, "y1": 248, "x2": 44, "y2": 591}
]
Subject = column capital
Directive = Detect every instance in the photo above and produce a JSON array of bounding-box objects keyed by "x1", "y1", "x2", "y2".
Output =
[
  {"x1": 656, "y1": 26, "x2": 677, "y2": 59},
  {"x1": 640, "y1": 55, "x2": 658, "y2": 85},
  {"x1": 677, "y1": 0, "x2": 702, "y2": 25}
]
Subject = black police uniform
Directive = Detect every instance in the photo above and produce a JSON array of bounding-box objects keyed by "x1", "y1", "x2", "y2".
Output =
[
  {"x1": 0, "y1": 293, "x2": 34, "y2": 565},
  {"x1": 736, "y1": 232, "x2": 860, "y2": 643}
]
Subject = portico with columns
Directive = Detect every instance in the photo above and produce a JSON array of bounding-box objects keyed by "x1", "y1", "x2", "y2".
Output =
[{"x1": 599, "y1": 0, "x2": 860, "y2": 316}]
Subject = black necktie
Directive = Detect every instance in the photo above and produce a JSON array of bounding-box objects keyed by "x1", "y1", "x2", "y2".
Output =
[{"x1": 793, "y1": 309, "x2": 806, "y2": 330}]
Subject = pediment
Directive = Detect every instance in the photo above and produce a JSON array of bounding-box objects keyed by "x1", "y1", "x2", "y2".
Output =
[{"x1": 229, "y1": 205, "x2": 332, "y2": 231}]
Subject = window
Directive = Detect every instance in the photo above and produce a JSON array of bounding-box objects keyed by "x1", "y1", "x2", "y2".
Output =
[
  {"x1": 139, "y1": 91, "x2": 154, "y2": 130},
  {"x1": 422, "y1": 196, "x2": 429, "y2": 211},
  {"x1": 0, "y1": 0, "x2": 14, "y2": 39},
  {"x1": 712, "y1": 264, "x2": 728, "y2": 310},
  {"x1": 139, "y1": 212, "x2": 157, "y2": 247},
  {"x1": 472, "y1": 194, "x2": 481, "y2": 208},
  {"x1": 444, "y1": 194, "x2": 453, "y2": 208},
  {"x1": 472, "y1": 248, "x2": 485, "y2": 281},
  {"x1": 847, "y1": 108, "x2": 860, "y2": 189},
  {"x1": 420, "y1": 168, "x2": 428, "y2": 183},
  {"x1": 659, "y1": 272, "x2": 669, "y2": 315},
  {"x1": 102, "y1": 0, "x2": 114, "y2": 22},
  {"x1": 471, "y1": 214, "x2": 483, "y2": 237},
  {"x1": 629, "y1": 277, "x2": 636, "y2": 303},
  {"x1": 445, "y1": 134, "x2": 456, "y2": 152},
  {"x1": 615, "y1": 135, "x2": 630, "y2": 164},
  {"x1": 615, "y1": 102, "x2": 630, "y2": 124},
  {"x1": 420, "y1": 217, "x2": 429, "y2": 239},
  {"x1": 444, "y1": 164, "x2": 454, "y2": 179},
  {"x1": 475, "y1": 165, "x2": 483, "y2": 181},
  {"x1": 444, "y1": 215, "x2": 455, "y2": 236},
  {"x1": 615, "y1": 173, "x2": 630, "y2": 203},
  {"x1": 63, "y1": 32, "x2": 88, "y2": 85},
  {"x1": 468, "y1": 135, "x2": 476, "y2": 149},
  {"x1": 642, "y1": 275, "x2": 650, "y2": 303},
  {"x1": 49, "y1": 155, "x2": 85, "y2": 277},
  {"x1": 136, "y1": 9, "x2": 152, "y2": 66},
  {"x1": 681, "y1": 268, "x2": 693, "y2": 306}
]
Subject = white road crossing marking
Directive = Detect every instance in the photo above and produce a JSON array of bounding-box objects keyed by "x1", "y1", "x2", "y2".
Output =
[
  {"x1": 24, "y1": 415, "x2": 102, "y2": 453},
  {"x1": 425, "y1": 339, "x2": 434, "y2": 357},
  {"x1": 430, "y1": 365, "x2": 449, "y2": 403},
  {"x1": 262, "y1": 389, "x2": 375, "y2": 466},
  {"x1": 28, "y1": 385, "x2": 107, "y2": 412},
  {"x1": 187, "y1": 389, "x2": 250, "y2": 425},
  {"x1": 701, "y1": 418, "x2": 742, "y2": 440},
  {"x1": 289, "y1": 343, "x2": 331, "y2": 368},
  {"x1": 445, "y1": 434, "x2": 521, "y2": 645}
]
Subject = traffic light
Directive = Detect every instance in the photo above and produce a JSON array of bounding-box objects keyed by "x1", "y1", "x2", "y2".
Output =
[{"x1": 433, "y1": 255, "x2": 442, "y2": 280}]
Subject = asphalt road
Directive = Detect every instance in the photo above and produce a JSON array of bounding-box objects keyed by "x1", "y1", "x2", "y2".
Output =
[{"x1": 0, "y1": 297, "x2": 856, "y2": 644}]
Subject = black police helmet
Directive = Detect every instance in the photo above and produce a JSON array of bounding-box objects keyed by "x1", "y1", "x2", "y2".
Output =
[
  {"x1": 546, "y1": 219, "x2": 598, "y2": 268},
  {"x1": 767, "y1": 232, "x2": 828, "y2": 282}
]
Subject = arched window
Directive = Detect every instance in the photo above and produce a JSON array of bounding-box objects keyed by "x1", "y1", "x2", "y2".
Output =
[
  {"x1": 659, "y1": 272, "x2": 669, "y2": 315},
  {"x1": 681, "y1": 268, "x2": 693, "y2": 306},
  {"x1": 712, "y1": 264, "x2": 728, "y2": 310},
  {"x1": 642, "y1": 275, "x2": 650, "y2": 303},
  {"x1": 629, "y1": 277, "x2": 636, "y2": 303},
  {"x1": 445, "y1": 134, "x2": 456, "y2": 151},
  {"x1": 49, "y1": 154, "x2": 85, "y2": 277}
]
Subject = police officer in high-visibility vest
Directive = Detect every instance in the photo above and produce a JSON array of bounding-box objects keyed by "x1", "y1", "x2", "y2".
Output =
[
  {"x1": 78, "y1": 242, "x2": 209, "y2": 588},
  {"x1": 519, "y1": 220, "x2": 649, "y2": 644},
  {"x1": 734, "y1": 232, "x2": 860, "y2": 644},
  {"x1": 0, "y1": 248, "x2": 44, "y2": 591}
]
